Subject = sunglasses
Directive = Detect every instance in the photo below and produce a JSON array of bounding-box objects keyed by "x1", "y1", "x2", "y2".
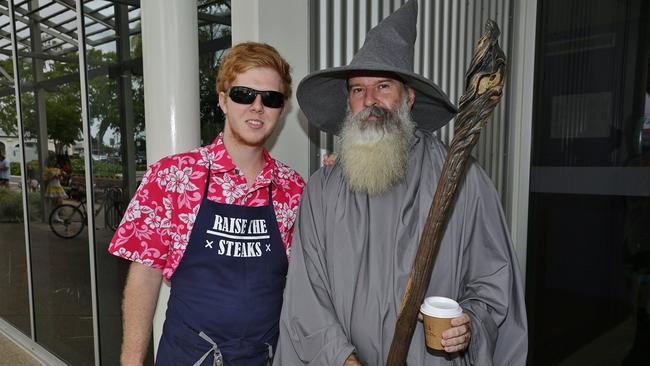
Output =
[{"x1": 227, "y1": 86, "x2": 285, "y2": 108}]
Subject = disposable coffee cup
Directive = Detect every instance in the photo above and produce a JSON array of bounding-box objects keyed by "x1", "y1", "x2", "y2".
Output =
[{"x1": 420, "y1": 296, "x2": 463, "y2": 351}]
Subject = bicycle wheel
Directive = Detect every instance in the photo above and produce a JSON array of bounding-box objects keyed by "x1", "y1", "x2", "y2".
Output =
[
  {"x1": 103, "y1": 187, "x2": 125, "y2": 231},
  {"x1": 105, "y1": 200, "x2": 125, "y2": 232},
  {"x1": 49, "y1": 204, "x2": 85, "y2": 239},
  {"x1": 104, "y1": 202, "x2": 116, "y2": 231}
]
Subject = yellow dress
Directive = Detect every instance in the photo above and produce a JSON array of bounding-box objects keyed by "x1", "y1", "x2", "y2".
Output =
[{"x1": 43, "y1": 167, "x2": 67, "y2": 199}]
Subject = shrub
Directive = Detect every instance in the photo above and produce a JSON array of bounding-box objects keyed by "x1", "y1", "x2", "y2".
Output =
[
  {"x1": 0, "y1": 188, "x2": 24, "y2": 222},
  {"x1": 70, "y1": 157, "x2": 124, "y2": 177},
  {"x1": 8, "y1": 160, "x2": 42, "y2": 178},
  {"x1": 70, "y1": 157, "x2": 85, "y2": 175},
  {"x1": 93, "y1": 160, "x2": 122, "y2": 177},
  {"x1": 28, "y1": 191, "x2": 42, "y2": 221},
  {"x1": 10, "y1": 162, "x2": 20, "y2": 176},
  {"x1": 0, "y1": 188, "x2": 42, "y2": 222}
]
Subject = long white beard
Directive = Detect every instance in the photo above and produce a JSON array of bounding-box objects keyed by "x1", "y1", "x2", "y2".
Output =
[{"x1": 339, "y1": 98, "x2": 415, "y2": 196}]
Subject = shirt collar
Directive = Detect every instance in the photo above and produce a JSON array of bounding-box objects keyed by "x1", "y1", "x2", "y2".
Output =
[{"x1": 205, "y1": 133, "x2": 279, "y2": 188}]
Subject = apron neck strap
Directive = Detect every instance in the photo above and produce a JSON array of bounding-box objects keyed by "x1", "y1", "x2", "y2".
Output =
[{"x1": 204, "y1": 164, "x2": 212, "y2": 197}]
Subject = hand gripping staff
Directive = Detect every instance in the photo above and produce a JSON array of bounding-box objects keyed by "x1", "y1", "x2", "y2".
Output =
[{"x1": 386, "y1": 20, "x2": 507, "y2": 366}]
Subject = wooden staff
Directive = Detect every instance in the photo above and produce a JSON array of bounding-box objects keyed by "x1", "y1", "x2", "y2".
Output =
[{"x1": 385, "y1": 20, "x2": 507, "y2": 366}]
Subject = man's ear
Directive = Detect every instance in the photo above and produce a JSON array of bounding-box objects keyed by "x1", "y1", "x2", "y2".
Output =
[
  {"x1": 279, "y1": 101, "x2": 288, "y2": 117},
  {"x1": 407, "y1": 87, "x2": 416, "y2": 110},
  {"x1": 218, "y1": 91, "x2": 228, "y2": 113}
]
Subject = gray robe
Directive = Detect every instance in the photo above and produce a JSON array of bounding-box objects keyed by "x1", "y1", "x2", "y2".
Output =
[{"x1": 274, "y1": 130, "x2": 527, "y2": 365}]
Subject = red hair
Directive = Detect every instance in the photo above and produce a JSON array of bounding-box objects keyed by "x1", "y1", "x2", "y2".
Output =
[{"x1": 216, "y1": 42, "x2": 292, "y2": 99}]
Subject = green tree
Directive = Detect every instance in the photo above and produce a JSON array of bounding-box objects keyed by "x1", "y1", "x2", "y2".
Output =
[
  {"x1": 0, "y1": 58, "x2": 40, "y2": 141},
  {"x1": 42, "y1": 57, "x2": 83, "y2": 153},
  {"x1": 0, "y1": 94, "x2": 17, "y2": 136},
  {"x1": 87, "y1": 49, "x2": 119, "y2": 151},
  {"x1": 46, "y1": 89, "x2": 82, "y2": 152},
  {"x1": 198, "y1": 0, "x2": 231, "y2": 144}
]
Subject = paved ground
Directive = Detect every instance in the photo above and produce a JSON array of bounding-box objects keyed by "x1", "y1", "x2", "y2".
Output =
[
  {"x1": 0, "y1": 189, "x2": 129, "y2": 365},
  {"x1": 0, "y1": 332, "x2": 41, "y2": 366}
]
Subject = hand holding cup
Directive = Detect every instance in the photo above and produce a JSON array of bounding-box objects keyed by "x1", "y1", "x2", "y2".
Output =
[{"x1": 420, "y1": 296, "x2": 470, "y2": 352}]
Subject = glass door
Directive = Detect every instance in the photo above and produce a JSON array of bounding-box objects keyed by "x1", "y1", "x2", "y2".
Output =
[{"x1": 526, "y1": 0, "x2": 650, "y2": 365}]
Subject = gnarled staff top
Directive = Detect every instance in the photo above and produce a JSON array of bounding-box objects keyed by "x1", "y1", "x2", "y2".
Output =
[{"x1": 457, "y1": 20, "x2": 507, "y2": 130}]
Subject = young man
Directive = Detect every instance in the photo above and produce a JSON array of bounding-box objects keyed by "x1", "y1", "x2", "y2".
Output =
[
  {"x1": 109, "y1": 42, "x2": 305, "y2": 366},
  {"x1": 274, "y1": 1, "x2": 527, "y2": 365}
]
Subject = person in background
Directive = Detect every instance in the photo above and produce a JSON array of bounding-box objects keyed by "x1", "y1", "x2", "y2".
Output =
[
  {"x1": 0, "y1": 152, "x2": 10, "y2": 188},
  {"x1": 43, "y1": 155, "x2": 67, "y2": 221},
  {"x1": 109, "y1": 42, "x2": 305, "y2": 366},
  {"x1": 26, "y1": 163, "x2": 39, "y2": 192},
  {"x1": 57, "y1": 154, "x2": 71, "y2": 186}
]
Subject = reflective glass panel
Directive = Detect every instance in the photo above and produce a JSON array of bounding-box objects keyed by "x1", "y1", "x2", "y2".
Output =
[
  {"x1": 527, "y1": 0, "x2": 650, "y2": 365},
  {"x1": 198, "y1": 0, "x2": 230, "y2": 145},
  {"x1": 81, "y1": 1, "x2": 146, "y2": 364},
  {"x1": 0, "y1": 8, "x2": 30, "y2": 337},
  {"x1": 13, "y1": 0, "x2": 94, "y2": 364}
]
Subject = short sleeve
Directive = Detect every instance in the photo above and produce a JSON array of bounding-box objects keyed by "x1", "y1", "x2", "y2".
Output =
[
  {"x1": 270, "y1": 160, "x2": 305, "y2": 254},
  {"x1": 108, "y1": 161, "x2": 173, "y2": 269}
]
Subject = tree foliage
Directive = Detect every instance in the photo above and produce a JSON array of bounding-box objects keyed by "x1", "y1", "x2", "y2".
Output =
[
  {"x1": 0, "y1": 3, "x2": 229, "y2": 154},
  {"x1": 198, "y1": 0, "x2": 231, "y2": 144},
  {"x1": 0, "y1": 56, "x2": 81, "y2": 152}
]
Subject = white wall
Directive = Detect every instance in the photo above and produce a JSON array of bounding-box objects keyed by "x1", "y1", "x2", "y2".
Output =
[
  {"x1": 505, "y1": 0, "x2": 537, "y2": 278},
  {"x1": 232, "y1": 0, "x2": 311, "y2": 179}
]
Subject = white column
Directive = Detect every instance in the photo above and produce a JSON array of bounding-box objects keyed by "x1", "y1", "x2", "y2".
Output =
[
  {"x1": 506, "y1": 0, "x2": 537, "y2": 280},
  {"x1": 140, "y1": 0, "x2": 200, "y2": 355},
  {"x1": 232, "y1": 0, "x2": 311, "y2": 179},
  {"x1": 141, "y1": 0, "x2": 200, "y2": 162}
]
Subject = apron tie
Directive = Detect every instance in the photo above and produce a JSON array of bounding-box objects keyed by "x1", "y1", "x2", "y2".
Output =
[
  {"x1": 193, "y1": 331, "x2": 223, "y2": 366},
  {"x1": 265, "y1": 342, "x2": 273, "y2": 358},
  {"x1": 265, "y1": 342, "x2": 273, "y2": 366}
]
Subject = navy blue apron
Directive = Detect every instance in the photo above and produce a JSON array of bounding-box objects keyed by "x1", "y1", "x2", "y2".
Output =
[{"x1": 156, "y1": 165, "x2": 288, "y2": 365}]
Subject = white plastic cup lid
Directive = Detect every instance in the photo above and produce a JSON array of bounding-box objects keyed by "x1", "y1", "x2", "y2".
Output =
[{"x1": 420, "y1": 296, "x2": 463, "y2": 318}]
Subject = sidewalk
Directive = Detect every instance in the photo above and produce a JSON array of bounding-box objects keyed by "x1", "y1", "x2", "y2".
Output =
[{"x1": 0, "y1": 332, "x2": 41, "y2": 366}]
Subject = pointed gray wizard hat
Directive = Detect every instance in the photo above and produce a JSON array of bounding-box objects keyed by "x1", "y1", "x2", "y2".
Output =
[{"x1": 297, "y1": 0, "x2": 457, "y2": 135}]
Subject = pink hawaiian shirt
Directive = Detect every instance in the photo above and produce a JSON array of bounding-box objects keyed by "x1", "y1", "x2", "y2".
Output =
[{"x1": 108, "y1": 133, "x2": 305, "y2": 280}]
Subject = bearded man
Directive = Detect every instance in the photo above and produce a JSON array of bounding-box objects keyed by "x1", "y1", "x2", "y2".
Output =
[{"x1": 273, "y1": 1, "x2": 527, "y2": 366}]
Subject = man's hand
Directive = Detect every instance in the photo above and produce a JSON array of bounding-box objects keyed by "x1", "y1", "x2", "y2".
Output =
[
  {"x1": 322, "y1": 153, "x2": 338, "y2": 167},
  {"x1": 440, "y1": 313, "x2": 471, "y2": 353},
  {"x1": 344, "y1": 353, "x2": 363, "y2": 366},
  {"x1": 418, "y1": 311, "x2": 471, "y2": 353}
]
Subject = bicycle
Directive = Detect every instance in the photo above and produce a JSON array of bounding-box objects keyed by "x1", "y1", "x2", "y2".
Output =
[{"x1": 49, "y1": 186, "x2": 126, "y2": 239}]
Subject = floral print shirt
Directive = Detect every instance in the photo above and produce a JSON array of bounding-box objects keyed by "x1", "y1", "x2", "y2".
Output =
[{"x1": 108, "y1": 133, "x2": 305, "y2": 280}]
